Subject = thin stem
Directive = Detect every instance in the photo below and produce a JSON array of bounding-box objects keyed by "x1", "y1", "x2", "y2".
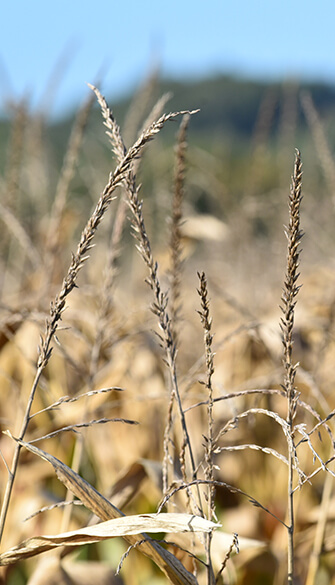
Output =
[
  {"x1": 197, "y1": 272, "x2": 215, "y2": 585},
  {"x1": 0, "y1": 366, "x2": 42, "y2": 543},
  {"x1": 287, "y1": 448, "x2": 295, "y2": 585},
  {"x1": 127, "y1": 155, "x2": 203, "y2": 514},
  {"x1": 280, "y1": 149, "x2": 303, "y2": 584},
  {"x1": 306, "y1": 470, "x2": 333, "y2": 585}
]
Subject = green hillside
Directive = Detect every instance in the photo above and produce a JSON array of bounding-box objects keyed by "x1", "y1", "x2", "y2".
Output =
[
  {"x1": 2, "y1": 73, "x2": 335, "y2": 151},
  {"x1": 1, "y1": 73, "x2": 335, "y2": 236}
]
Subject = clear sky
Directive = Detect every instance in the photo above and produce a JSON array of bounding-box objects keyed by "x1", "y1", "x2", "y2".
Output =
[{"x1": 1, "y1": 0, "x2": 334, "y2": 118}]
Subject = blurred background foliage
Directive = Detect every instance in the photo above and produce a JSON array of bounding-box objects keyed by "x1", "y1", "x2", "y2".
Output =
[{"x1": 2, "y1": 73, "x2": 335, "y2": 584}]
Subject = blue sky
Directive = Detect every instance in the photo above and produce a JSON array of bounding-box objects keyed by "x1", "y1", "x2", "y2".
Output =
[{"x1": 1, "y1": 1, "x2": 334, "y2": 118}]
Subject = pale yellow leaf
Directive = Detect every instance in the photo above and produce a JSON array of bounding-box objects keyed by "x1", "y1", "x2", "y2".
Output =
[
  {"x1": 0, "y1": 514, "x2": 219, "y2": 566},
  {"x1": 5, "y1": 435, "x2": 199, "y2": 585}
]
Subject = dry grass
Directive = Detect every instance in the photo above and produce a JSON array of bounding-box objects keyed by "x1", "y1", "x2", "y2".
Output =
[{"x1": 0, "y1": 80, "x2": 335, "y2": 585}]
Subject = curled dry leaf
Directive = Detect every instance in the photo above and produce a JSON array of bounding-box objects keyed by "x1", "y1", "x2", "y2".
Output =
[
  {"x1": 0, "y1": 513, "x2": 219, "y2": 565},
  {"x1": 3, "y1": 435, "x2": 205, "y2": 585}
]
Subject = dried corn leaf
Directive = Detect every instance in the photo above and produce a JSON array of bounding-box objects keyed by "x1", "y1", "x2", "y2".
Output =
[
  {"x1": 0, "y1": 513, "x2": 218, "y2": 565},
  {"x1": 108, "y1": 458, "x2": 162, "y2": 508},
  {"x1": 4, "y1": 436, "x2": 200, "y2": 585}
]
